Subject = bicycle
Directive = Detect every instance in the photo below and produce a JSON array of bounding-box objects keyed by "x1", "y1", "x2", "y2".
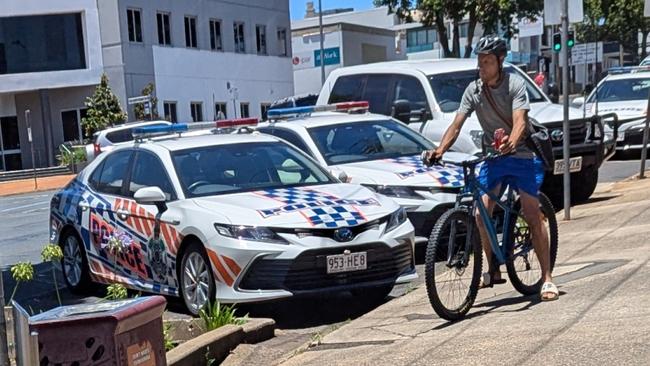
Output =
[{"x1": 424, "y1": 153, "x2": 558, "y2": 321}]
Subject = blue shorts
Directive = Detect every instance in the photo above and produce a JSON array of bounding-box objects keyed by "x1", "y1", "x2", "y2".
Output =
[{"x1": 478, "y1": 156, "x2": 545, "y2": 197}]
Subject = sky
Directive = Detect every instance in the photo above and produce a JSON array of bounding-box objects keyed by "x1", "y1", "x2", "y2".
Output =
[{"x1": 289, "y1": 0, "x2": 375, "y2": 20}]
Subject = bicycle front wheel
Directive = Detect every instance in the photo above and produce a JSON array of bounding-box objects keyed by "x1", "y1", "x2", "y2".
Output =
[
  {"x1": 506, "y1": 192, "x2": 559, "y2": 296},
  {"x1": 425, "y1": 207, "x2": 482, "y2": 321}
]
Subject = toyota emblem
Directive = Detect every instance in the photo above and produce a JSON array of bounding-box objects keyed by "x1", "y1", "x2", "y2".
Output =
[
  {"x1": 550, "y1": 129, "x2": 563, "y2": 142},
  {"x1": 333, "y1": 228, "x2": 354, "y2": 242}
]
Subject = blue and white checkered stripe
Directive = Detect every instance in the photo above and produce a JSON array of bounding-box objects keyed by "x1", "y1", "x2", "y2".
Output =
[
  {"x1": 388, "y1": 156, "x2": 464, "y2": 187},
  {"x1": 256, "y1": 187, "x2": 378, "y2": 228}
]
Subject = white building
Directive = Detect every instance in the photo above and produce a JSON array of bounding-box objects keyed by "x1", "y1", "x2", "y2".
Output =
[
  {"x1": 0, "y1": 0, "x2": 104, "y2": 170},
  {"x1": 291, "y1": 6, "x2": 405, "y2": 95}
]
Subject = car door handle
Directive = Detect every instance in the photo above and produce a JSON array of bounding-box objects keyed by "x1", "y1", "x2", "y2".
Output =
[{"x1": 116, "y1": 210, "x2": 130, "y2": 221}]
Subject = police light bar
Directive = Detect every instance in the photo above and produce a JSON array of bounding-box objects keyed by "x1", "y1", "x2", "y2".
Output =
[
  {"x1": 608, "y1": 66, "x2": 650, "y2": 74},
  {"x1": 215, "y1": 117, "x2": 258, "y2": 128},
  {"x1": 267, "y1": 101, "x2": 369, "y2": 119},
  {"x1": 133, "y1": 123, "x2": 188, "y2": 140}
]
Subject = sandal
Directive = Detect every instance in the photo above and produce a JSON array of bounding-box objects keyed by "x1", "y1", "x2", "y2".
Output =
[
  {"x1": 540, "y1": 282, "x2": 559, "y2": 301},
  {"x1": 479, "y1": 271, "x2": 507, "y2": 289}
]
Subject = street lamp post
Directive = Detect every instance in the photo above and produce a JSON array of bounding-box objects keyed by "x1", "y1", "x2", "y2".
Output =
[{"x1": 319, "y1": 0, "x2": 325, "y2": 86}]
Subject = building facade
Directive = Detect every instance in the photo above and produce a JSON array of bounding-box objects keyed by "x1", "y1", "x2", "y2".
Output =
[
  {"x1": 0, "y1": 0, "x2": 103, "y2": 170},
  {"x1": 100, "y1": 0, "x2": 294, "y2": 124}
]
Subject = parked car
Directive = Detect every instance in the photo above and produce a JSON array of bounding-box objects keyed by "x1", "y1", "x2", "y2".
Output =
[
  {"x1": 85, "y1": 120, "x2": 171, "y2": 161},
  {"x1": 316, "y1": 59, "x2": 611, "y2": 203},
  {"x1": 51, "y1": 121, "x2": 416, "y2": 315},
  {"x1": 257, "y1": 101, "x2": 470, "y2": 242},
  {"x1": 270, "y1": 93, "x2": 319, "y2": 110},
  {"x1": 572, "y1": 66, "x2": 650, "y2": 158}
]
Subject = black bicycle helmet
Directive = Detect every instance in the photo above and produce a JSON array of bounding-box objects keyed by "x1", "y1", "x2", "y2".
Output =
[{"x1": 474, "y1": 35, "x2": 507, "y2": 57}]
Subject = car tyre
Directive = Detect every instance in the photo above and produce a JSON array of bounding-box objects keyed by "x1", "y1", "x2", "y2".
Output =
[
  {"x1": 179, "y1": 242, "x2": 216, "y2": 316},
  {"x1": 60, "y1": 230, "x2": 92, "y2": 294}
]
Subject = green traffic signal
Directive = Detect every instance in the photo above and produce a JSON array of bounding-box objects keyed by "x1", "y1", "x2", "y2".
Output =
[
  {"x1": 553, "y1": 32, "x2": 562, "y2": 52},
  {"x1": 554, "y1": 43, "x2": 562, "y2": 51},
  {"x1": 567, "y1": 31, "x2": 575, "y2": 48}
]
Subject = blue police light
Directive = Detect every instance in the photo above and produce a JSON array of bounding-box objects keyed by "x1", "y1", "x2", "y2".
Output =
[
  {"x1": 266, "y1": 101, "x2": 369, "y2": 120},
  {"x1": 132, "y1": 123, "x2": 188, "y2": 139}
]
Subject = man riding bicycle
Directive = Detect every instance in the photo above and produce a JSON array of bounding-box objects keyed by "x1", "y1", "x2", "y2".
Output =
[{"x1": 424, "y1": 35, "x2": 559, "y2": 301}]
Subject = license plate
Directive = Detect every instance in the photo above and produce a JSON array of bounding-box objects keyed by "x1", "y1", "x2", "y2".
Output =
[
  {"x1": 553, "y1": 157, "x2": 582, "y2": 175},
  {"x1": 326, "y1": 252, "x2": 367, "y2": 274}
]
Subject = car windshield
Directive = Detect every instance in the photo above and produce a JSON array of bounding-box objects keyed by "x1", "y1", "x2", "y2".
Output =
[
  {"x1": 308, "y1": 119, "x2": 434, "y2": 165},
  {"x1": 172, "y1": 142, "x2": 335, "y2": 198},
  {"x1": 586, "y1": 78, "x2": 650, "y2": 103},
  {"x1": 428, "y1": 67, "x2": 547, "y2": 113}
]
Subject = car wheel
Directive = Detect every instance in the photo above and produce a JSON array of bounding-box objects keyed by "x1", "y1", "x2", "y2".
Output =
[
  {"x1": 180, "y1": 243, "x2": 215, "y2": 316},
  {"x1": 60, "y1": 231, "x2": 92, "y2": 293}
]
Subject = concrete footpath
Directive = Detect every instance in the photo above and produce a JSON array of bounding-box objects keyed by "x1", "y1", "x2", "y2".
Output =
[
  {"x1": 278, "y1": 177, "x2": 650, "y2": 365},
  {"x1": 0, "y1": 174, "x2": 76, "y2": 196}
]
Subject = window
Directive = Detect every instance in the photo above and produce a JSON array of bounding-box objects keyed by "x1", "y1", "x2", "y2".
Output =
[
  {"x1": 171, "y1": 142, "x2": 333, "y2": 198},
  {"x1": 190, "y1": 102, "x2": 203, "y2": 122},
  {"x1": 257, "y1": 127, "x2": 312, "y2": 156},
  {"x1": 308, "y1": 120, "x2": 433, "y2": 165},
  {"x1": 277, "y1": 28, "x2": 288, "y2": 56},
  {"x1": 157, "y1": 12, "x2": 171, "y2": 45},
  {"x1": 127, "y1": 9, "x2": 143, "y2": 43},
  {"x1": 163, "y1": 102, "x2": 177, "y2": 122},
  {"x1": 256, "y1": 25, "x2": 267, "y2": 55},
  {"x1": 459, "y1": 23, "x2": 469, "y2": 38},
  {"x1": 215, "y1": 102, "x2": 227, "y2": 119},
  {"x1": 0, "y1": 13, "x2": 86, "y2": 75},
  {"x1": 234, "y1": 22, "x2": 246, "y2": 53},
  {"x1": 362, "y1": 74, "x2": 392, "y2": 115},
  {"x1": 329, "y1": 75, "x2": 365, "y2": 104},
  {"x1": 0, "y1": 117, "x2": 22, "y2": 171},
  {"x1": 392, "y1": 76, "x2": 430, "y2": 115},
  {"x1": 92, "y1": 150, "x2": 133, "y2": 195},
  {"x1": 61, "y1": 108, "x2": 89, "y2": 142},
  {"x1": 184, "y1": 16, "x2": 197, "y2": 48},
  {"x1": 105, "y1": 128, "x2": 135, "y2": 144},
  {"x1": 209, "y1": 19, "x2": 223, "y2": 50},
  {"x1": 240, "y1": 103, "x2": 250, "y2": 118},
  {"x1": 260, "y1": 103, "x2": 271, "y2": 120},
  {"x1": 406, "y1": 27, "x2": 437, "y2": 48},
  {"x1": 128, "y1": 151, "x2": 175, "y2": 200}
]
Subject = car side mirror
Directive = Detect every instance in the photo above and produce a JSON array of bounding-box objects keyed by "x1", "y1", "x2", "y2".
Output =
[
  {"x1": 547, "y1": 82, "x2": 559, "y2": 104},
  {"x1": 134, "y1": 186, "x2": 168, "y2": 213},
  {"x1": 391, "y1": 99, "x2": 411, "y2": 124},
  {"x1": 572, "y1": 96, "x2": 585, "y2": 108}
]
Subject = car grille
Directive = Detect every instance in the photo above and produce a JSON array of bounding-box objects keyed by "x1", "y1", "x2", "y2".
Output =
[
  {"x1": 238, "y1": 243, "x2": 414, "y2": 292},
  {"x1": 546, "y1": 120, "x2": 588, "y2": 147},
  {"x1": 272, "y1": 216, "x2": 387, "y2": 242},
  {"x1": 619, "y1": 129, "x2": 645, "y2": 145}
]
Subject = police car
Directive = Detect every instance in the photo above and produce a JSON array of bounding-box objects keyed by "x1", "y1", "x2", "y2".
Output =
[
  {"x1": 50, "y1": 120, "x2": 416, "y2": 315},
  {"x1": 257, "y1": 102, "x2": 469, "y2": 242},
  {"x1": 573, "y1": 66, "x2": 650, "y2": 156}
]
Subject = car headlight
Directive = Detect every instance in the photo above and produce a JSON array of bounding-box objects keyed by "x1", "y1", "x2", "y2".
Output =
[
  {"x1": 214, "y1": 224, "x2": 289, "y2": 245},
  {"x1": 470, "y1": 130, "x2": 484, "y2": 148},
  {"x1": 364, "y1": 185, "x2": 422, "y2": 200},
  {"x1": 386, "y1": 207, "x2": 408, "y2": 232}
]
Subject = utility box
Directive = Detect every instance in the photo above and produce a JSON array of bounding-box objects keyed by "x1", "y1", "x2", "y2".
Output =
[{"x1": 29, "y1": 296, "x2": 167, "y2": 366}]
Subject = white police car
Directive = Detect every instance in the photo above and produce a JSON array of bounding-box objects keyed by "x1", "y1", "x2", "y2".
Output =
[
  {"x1": 257, "y1": 102, "x2": 469, "y2": 242},
  {"x1": 50, "y1": 120, "x2": 416, "y2": 315}
]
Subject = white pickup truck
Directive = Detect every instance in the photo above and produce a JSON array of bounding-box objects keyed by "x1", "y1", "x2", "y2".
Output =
[{"x1": 316, "y1": 59, "x2": 611, "y2": 204}]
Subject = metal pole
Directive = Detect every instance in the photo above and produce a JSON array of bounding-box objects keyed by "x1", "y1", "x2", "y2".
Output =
[
  {"x1": 0, "y1": 267, "x2": 9, "y2": 366},
  {"x1": 639, "y1": 88, "x2": 650, "y2": 179},
  {"x1": 25, "y1": 110, "x2": 37, "y2": 190},
  {"x1": 318, "y1": 0, "x2": 325, "y2": 86},
  {"x1": 561, "y1": 0, "x2": 571, "y2": 220}
]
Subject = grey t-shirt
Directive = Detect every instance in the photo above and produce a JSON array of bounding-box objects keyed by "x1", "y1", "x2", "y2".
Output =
[{"x1": 458, "y1": 73, "x2": 534, "y2": 157}]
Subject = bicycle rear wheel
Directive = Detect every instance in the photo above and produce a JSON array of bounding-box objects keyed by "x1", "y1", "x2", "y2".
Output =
[
  {"x1": 425, "y1": 207, "x2": 482, "y2": 321},
  {"x1": 505, "y1": 192, "x2": 559, "y2": 296}
]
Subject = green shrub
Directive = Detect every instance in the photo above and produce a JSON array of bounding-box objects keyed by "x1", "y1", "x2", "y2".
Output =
[{"x1": 199, "y1": 301, "x2": 247, "y2": 332}]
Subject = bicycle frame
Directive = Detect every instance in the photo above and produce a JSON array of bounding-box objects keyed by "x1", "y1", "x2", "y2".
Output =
[{"x1": 448, "y1": 156, "x2": 521, "y2": 267}]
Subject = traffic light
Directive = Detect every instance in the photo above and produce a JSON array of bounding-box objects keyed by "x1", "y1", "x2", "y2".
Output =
[
  {"x1": 552, "y1": 31, "x2": 575, "y2": 52},
  {"x1": 567, "y1": 31, "x2": 575, "y2": 48},
  {"x1": 553, "y1": 32, "x2": 562, "y2": 52}
]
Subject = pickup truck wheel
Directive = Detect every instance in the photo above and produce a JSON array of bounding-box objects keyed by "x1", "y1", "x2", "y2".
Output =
[{"x1": 571, "y1": 165, "x2": 598, "y2": 203}]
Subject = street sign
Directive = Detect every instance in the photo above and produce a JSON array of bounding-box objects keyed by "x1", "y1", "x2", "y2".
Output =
[
  {"x1": 570, "y1": 42, "x2": 603, "y2": 65},
  {"x1": 545, "y1": 0, "x2": 584, "y2": 25},
  {"x1": 127, "y1": 95, "x2": 150, "y2": 105},
  {"x1": 518, "y1": 16, "x2": 544, "y2": 37}
]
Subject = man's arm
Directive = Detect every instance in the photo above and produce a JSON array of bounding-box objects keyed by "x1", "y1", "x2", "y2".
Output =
[{"x1": 425, "y1": 112, "x2": 468, "y2": 162}]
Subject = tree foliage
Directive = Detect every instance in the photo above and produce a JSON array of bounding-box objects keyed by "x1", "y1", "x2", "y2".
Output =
[
  {"x1": 81, "y1": 74, "x2": 127, "y2": 136},
  {"x1": 576, "y1": 0, "x2": 650, "y2": 60},
  {"x1": 376, "y1": 0, "x2": 541, "y2": 58},
  {"x1": 134, "y1": 83, "x2": 159, "y2": 121}
]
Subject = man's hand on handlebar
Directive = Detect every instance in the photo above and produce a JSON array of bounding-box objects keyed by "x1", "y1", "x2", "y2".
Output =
[{"x1": 422, "y1": 148, "x2": 444, "y2": 167}]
